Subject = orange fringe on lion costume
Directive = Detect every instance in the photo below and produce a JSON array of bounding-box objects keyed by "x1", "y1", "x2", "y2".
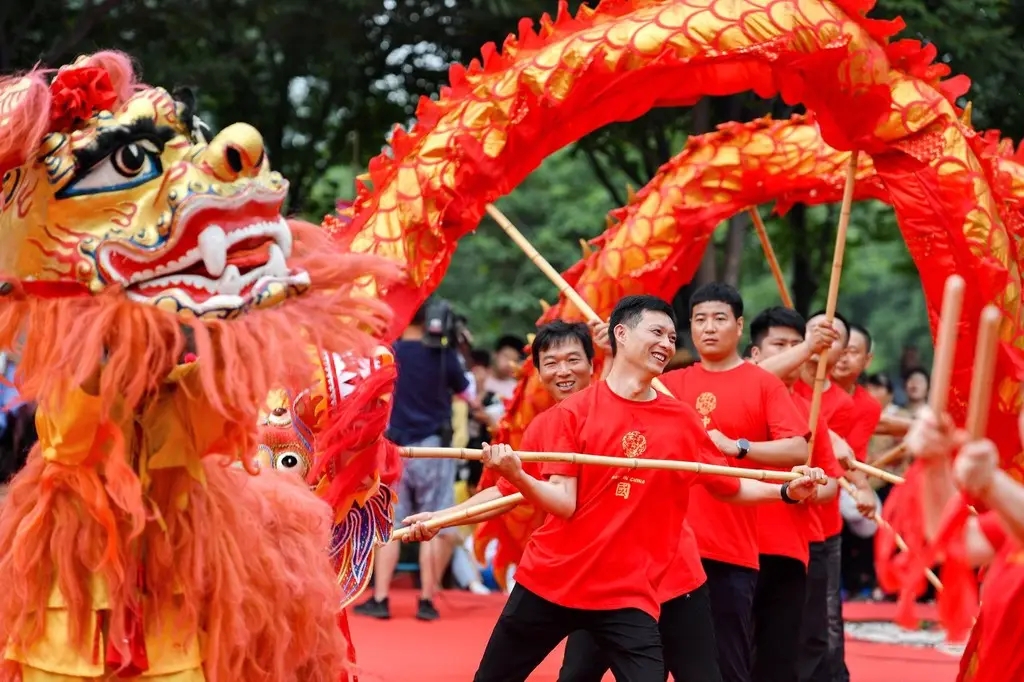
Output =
[{"x1": 0, "y1": 52, "x2": 395, "y2": 681}]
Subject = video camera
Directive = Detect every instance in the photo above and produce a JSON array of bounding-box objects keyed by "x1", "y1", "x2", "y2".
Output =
[{"x1": 421, "y1": 298, "x2": 472, "y2": 350}]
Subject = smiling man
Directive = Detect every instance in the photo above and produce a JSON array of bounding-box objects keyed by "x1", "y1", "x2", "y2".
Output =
[
  {"x1": 472, "y1": 295, "x2": 824, "y2": 682},
  {"x1": 402, "y1": 320, "x2": 598, "y2": 542}
]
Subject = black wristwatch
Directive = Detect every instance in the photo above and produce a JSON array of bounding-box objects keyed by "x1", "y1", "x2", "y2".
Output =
[
  {"x1": 780, "y1": 482, "x2": 800, "y2": 505},
  {"x1": 735, "y1": 438, "x2": 750, "y2": 460}
]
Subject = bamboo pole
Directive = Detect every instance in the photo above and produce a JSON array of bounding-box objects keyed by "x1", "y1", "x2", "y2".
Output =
[
  {"x1": 748, "y1": 206, "x2": 794, "y2": 308},
  {"x1": 485, "y1": 204, "x2": 673, "y2": 396},
  {"x1": 848, "y1": 459, "x2": 905, "y2": 485},
  {"x1": 869, "y1": 443, "x2": 908, "y2": 470},
  {"x1": 837, "y1": 478, "x2": 943, "y2": 592},
  {"x1": 964, "y1": 306, "x2": 1001, "y2": 439},
  {"x1": 806, "y1": 152, "x2": 859, "y2": 463},
  {"x1": 401, "y1": 446, "x2": 805, "y2": 482},
  {"x1": 393, "y1": 493, "x2": 524, "y2": 542}
]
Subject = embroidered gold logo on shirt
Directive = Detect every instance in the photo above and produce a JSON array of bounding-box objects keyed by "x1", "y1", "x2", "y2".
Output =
[
  {"x1": 622, "y1": 431, "x2": 646, "y2": 458},
  {"x1": 696, "y1": 392, "x2": 717, "y2": 428},
  {"x1": 615, "y1": 481, "x2": 631, "y2": 499}
]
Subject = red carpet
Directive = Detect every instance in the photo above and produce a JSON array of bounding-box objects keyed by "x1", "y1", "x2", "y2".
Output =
[{"x1": 350, "y1": 590, "x2": 961, "y2": 681}]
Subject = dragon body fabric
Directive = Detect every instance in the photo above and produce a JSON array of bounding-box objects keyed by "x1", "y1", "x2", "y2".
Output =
[
  {"x1": 322, "y1": 0, "x2": 1024, "y2": 645},
  {"x1": 0, "y1": 53, "x2": 396, "y2": 681}
]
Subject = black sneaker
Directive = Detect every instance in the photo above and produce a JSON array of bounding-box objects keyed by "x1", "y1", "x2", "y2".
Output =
[
  {"x1": 416, "y1": 598, "x2": 440, "y2": 621},
  {"x1": 353, "y1": 597, "x2": 390, "y2": 620}
]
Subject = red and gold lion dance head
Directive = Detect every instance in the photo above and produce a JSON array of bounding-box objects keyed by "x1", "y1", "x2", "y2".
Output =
[
  {"x1": 0, "y1": 53, "x2": 310, "y2": 316},
  {"x1": 0, "y1": 51, "x2": 396, "y2": 682},
  {"x1": 0, "y1": 51, "x2": 395, "y2": 425}
]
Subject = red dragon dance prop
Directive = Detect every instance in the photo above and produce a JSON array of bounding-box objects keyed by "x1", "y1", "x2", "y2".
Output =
[{"x1": 324, "y1": 0, "x2": 1023, "y2": 648}]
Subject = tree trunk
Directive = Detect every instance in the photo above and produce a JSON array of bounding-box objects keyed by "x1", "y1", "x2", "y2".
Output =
[
  {"x1": 789, "y1": 204, "x2": 815, "y2": 315},
  {"x1": 722, "y1": 214, "x2": 746, "y2": 287}
]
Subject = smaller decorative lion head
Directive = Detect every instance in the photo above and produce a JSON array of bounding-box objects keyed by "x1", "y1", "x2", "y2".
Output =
[{"x1": 256, "y1": 406, "x2": 314, "y2": 478}]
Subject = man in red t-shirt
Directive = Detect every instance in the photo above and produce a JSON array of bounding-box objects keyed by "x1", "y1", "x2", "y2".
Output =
[
  {"x1": 402, "y1": 320, "x2": 599, "y2": 542},
  {"x1": 831, "y1": 323, "x2": 886, "y2": 605},
  {"x1": 747, "y1": 306, "x2": 843, "y2": 682},
  {"x1": 472, "y1": 295, "x2": 825, "y2": 682},
  {"x1": 906, "y1": 406, "x2": 1024, "y2": 682},
  {"x1": 832, "y1": 323, "x2": 884, "y2": 463},
  {"x1": 652, "y1": 283, "x2": 809, "y2": 682},
  {"x1": 756, "y1": 310, "x2": 875, "y2": 682}
]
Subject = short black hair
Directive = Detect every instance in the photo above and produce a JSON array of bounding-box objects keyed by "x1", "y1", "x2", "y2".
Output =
[
  {"x1": 495, "y1": 335, "x2": 526, "y2": 358},
  {"x1": 849, "y1": 323, "x2": 872, "y2": 352},
  {"x1": 903, "y1": 366, "x2": 930, "y2": 385},
  {"x1": 741, "y1": 344, "x2": 754, "y2": 359},
  {"x1": 689, "y1": 282, "x2": 743, "y2": 319},
  {"x1": 411, "y1": 302, "x2": 428, "y2": 326},
  {"x1": 808, "y1": 309, "x2": 851, "y2": 346},
  {"x1": 531, "y1": 321, "x2": 594, "y2": 367},
  {"x1": 470, "y1": 349, "x2": 491, "y2": 368},
  {"x1": 749, "y1": 306, "x2": 807, "y2": 348},
  {"x1": 865, "y1": 372, "x2": 894, "y2": 393},
  {"x1": 608, "y1": 295, "x2": 677, "y2": 356}
]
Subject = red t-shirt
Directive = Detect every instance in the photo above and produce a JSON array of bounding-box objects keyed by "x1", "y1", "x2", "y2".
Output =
[
  {"x1": 963, "y1": 513, "x2": 1024, "y2": 682},
  {"x1": 847, "y1": 385, "x2": 883, "y2": 462},
  {"x1": 757, "y1": 392, "x2": 845, "y2": 561},
  {"x1": 513, "y1": 381, "x2": 738, "y2": 619},
  {"x1": 660, "y1": 363, "x2": 808, "y2": 569},
  {"x1": 794, "y1": 378, "x2": 855, "y2": 539},
  {"x1": 495, "y1": 409, "x2": 556, "y2": 496}
]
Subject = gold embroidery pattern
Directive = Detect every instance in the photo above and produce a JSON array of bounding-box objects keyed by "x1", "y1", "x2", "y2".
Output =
[
  {"x1": 615, "y1": 481, "x2": 631, "y2": 499},
  {"x1": 696, "y1": 392, "x2": 717, "y2": 428},
  {"x1": 622, "y1": 431, "x2": 647, "y2": 458}
]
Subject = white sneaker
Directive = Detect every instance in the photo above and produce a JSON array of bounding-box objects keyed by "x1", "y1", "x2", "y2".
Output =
[{"x1": 469, "y1": 581, "x2": 491, "y2": 595}]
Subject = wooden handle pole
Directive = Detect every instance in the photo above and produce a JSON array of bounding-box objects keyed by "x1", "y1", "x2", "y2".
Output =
[
  {"x1": 392, "y1": 493, "x2": 525, "y2": 541},
  {"x1": 748, "y1": 207, "x2": 794, "y2": 309},
  {"x1": 837, "y1": 478, "x2": 942, "y2": 591},
  {"x1": 401, "y1": 446, "x2": 804, "y2": 482},
  {"x1": 486, "y1": 203, "x2": 673, "y2": 396},
  {"x1": 806, "y1": 152, "x2": 859, "y2": 464},
  {"x1": 965, "y1": 306, "x2": 1001, "y2": 439},
  {"x1": 869, "y1": 443, "x2": 908, "y2": 470},
  {"x1": 487, "y1": 204, "x2": 599, "y2": 323},
  {"x1": 928, "y1": 276, "x2": 966, "y2": 415},
  {"x1": 848, "y1": 459, "x2": 905, "y2": 485}
]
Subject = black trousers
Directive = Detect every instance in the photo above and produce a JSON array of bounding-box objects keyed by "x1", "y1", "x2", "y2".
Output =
[
  {"x1": 558, "y1": 583, "x2": 722, "y2": 682},
  {"x1": 475, "y1": 585, "x2": 664, "y2": 682},
  {"x1": 840, "y1": 523, "x2": 876, "y2": 595},
  {"x1": 702, "y1": 558, "x2": 758, "y2": 682},
  {"x1": 797, "y1": 536, "x2": 848, "y2": 682},
  {"x1": 752, "y1": 555, "x2": 807, "y2": 682}
]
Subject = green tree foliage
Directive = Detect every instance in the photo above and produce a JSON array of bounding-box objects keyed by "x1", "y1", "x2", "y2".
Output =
[
  {"x1": 433, "y1": 148, "x2": 627, "y2": 343},
  {"x1": 2, "y1": 0, "x2": 982, "y2": 372}
]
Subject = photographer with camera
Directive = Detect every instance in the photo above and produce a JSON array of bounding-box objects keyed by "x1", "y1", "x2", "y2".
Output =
[{"x1": 355, "y1": 299, "x2": 472, "y2": 622}]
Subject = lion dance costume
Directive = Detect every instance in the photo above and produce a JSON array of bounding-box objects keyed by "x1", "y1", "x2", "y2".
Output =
[
  {"x1": 0, "y1": 51, "x2": 396, "y2": 681},
  {"x1": 256, "y1": 347, "x2": 402, "y2": 680}
]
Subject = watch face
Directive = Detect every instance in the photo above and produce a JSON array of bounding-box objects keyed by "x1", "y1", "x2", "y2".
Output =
[{"x1": 738, "y1": 438, "x2": 750, "y2": 451}]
